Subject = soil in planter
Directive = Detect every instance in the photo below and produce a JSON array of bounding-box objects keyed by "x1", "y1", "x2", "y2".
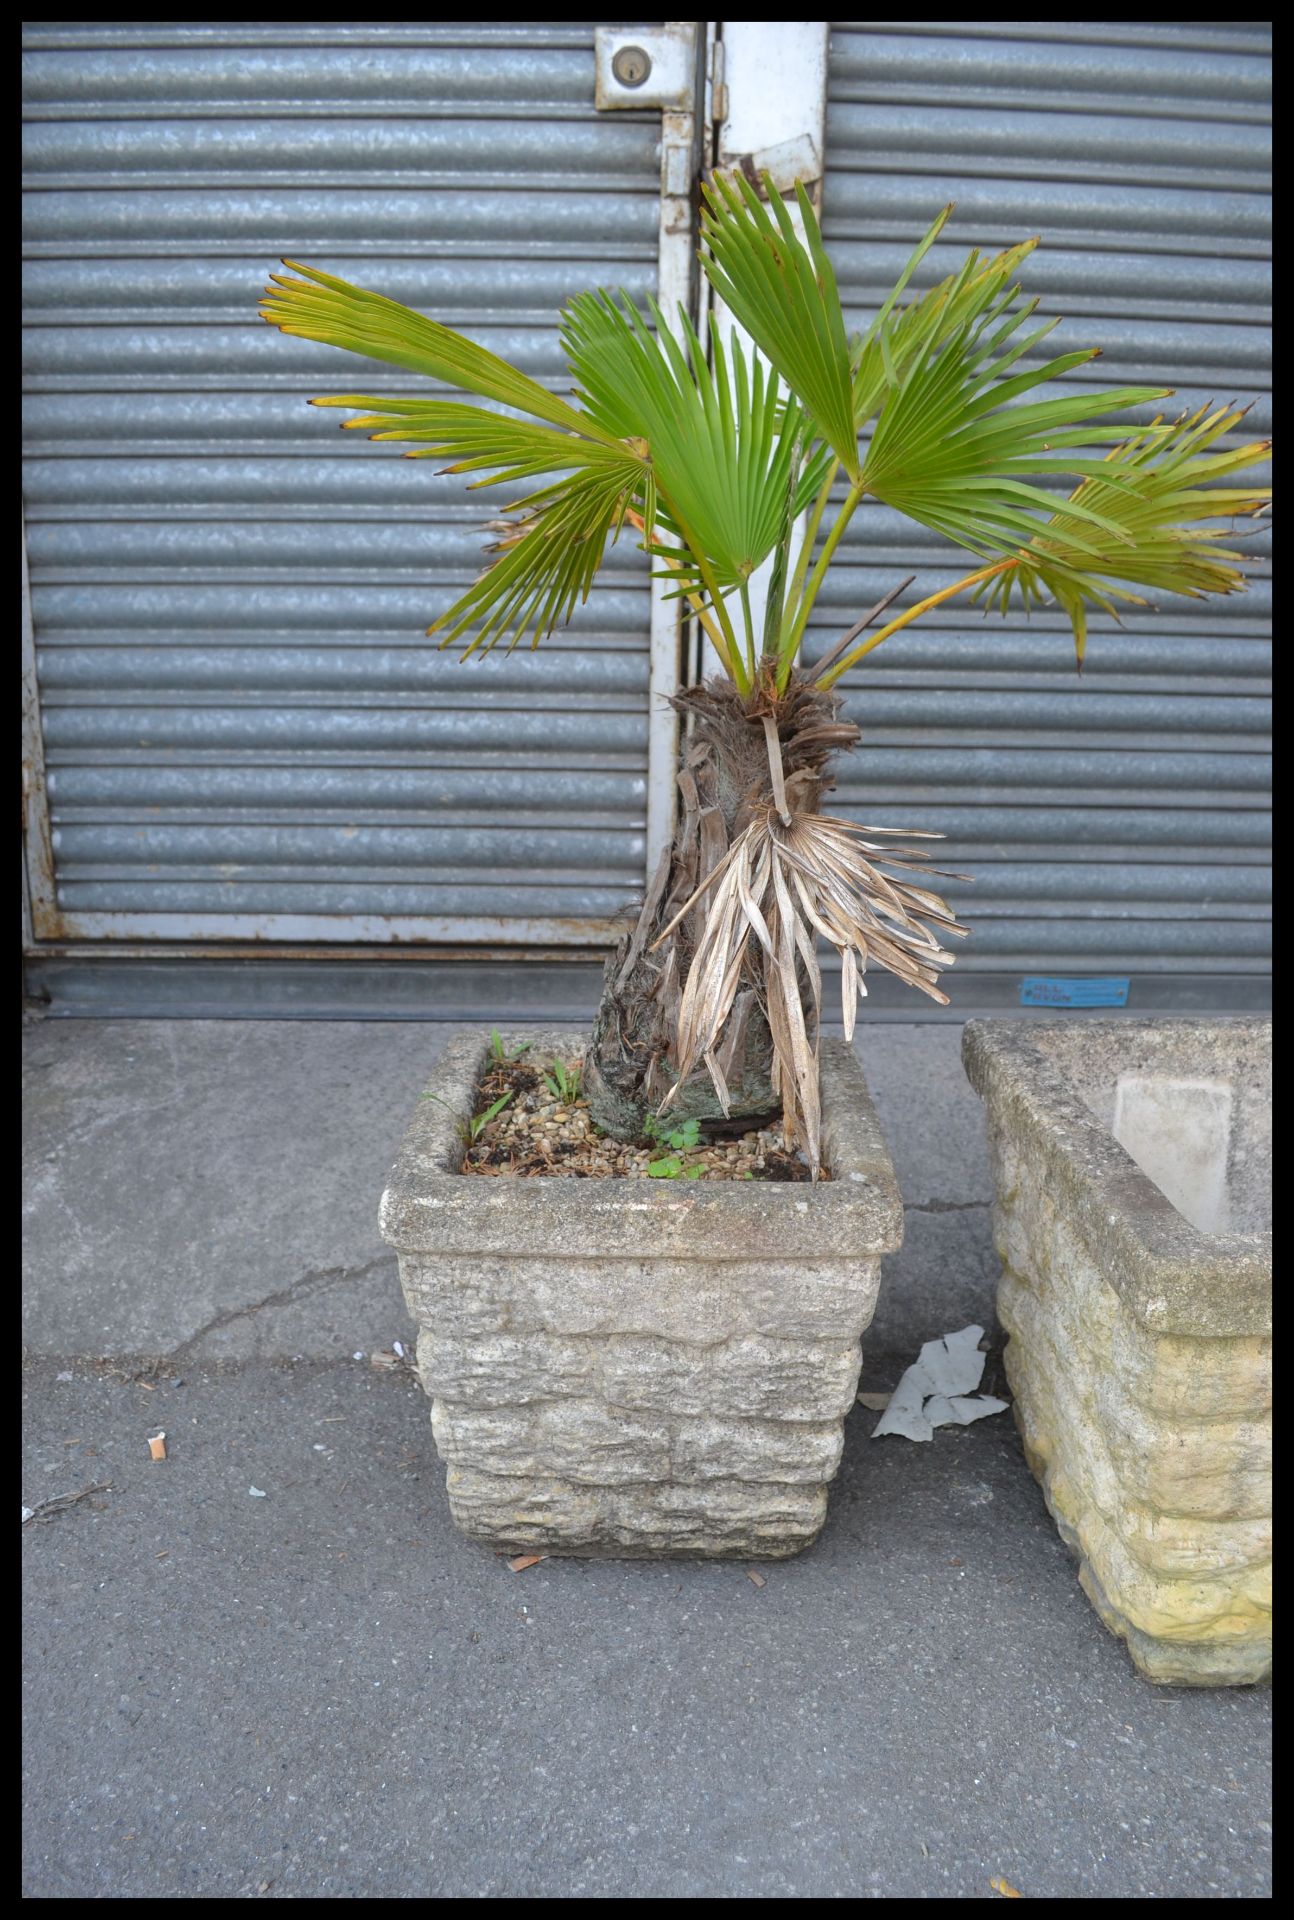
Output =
[{"x1": 460, "y1": 1056, "x2": 822, "y2": 1182}]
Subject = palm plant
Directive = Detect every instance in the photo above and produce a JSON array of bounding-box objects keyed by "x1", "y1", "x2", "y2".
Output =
[{"x1": 260, "y1": 175, "x2": 1270, "y2": 1176}]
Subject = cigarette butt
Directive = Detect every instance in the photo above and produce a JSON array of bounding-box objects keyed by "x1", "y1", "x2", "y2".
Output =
[
  {"x1": 148, "y1": 1432, "x2": 167, "y2": 1461},
  {"x1": 508, "y1": 1553, "x2": 546, "y2": 1572}
]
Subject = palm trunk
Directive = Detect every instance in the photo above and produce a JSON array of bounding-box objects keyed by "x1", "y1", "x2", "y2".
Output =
[{"x1": 583, "y1": 674, "x2": 860, "y2": 1141}]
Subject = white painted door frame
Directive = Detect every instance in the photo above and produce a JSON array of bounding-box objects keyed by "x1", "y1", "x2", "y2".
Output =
[
  {"x1": 599, "y1": 22, "x2": 830, "y2": 849},
  {"x1": 596, "y1": 22, "x2": 712, "y2": 879},
  {"x1": 704, "y1": 22, "x2": 831, "y2": 666}
]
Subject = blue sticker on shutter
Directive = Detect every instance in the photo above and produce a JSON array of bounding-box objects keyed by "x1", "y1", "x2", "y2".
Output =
[{"x1": 1020, "y1": 977, "x2": 1130, "y2": 1008}]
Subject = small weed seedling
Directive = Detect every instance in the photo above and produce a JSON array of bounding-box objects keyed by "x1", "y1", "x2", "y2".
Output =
[
  {"x1": 467, "y1": 1092, "x2": 513, "y2": 1141},
  {"x1": 421, "y1": 1088, "x2": 512, "y2": 1145},
  {"x1": 543, "y1": 1059, "x2": 583, "y2": 1105},
  {"x1": 488, "y1": 1029, "x2": 531, "y2": 1066},
  {"x1": 644, "y1": 1113, "x2": 705, "y2": 1179}
]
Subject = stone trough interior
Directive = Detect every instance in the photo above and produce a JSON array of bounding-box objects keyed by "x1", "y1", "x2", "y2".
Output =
[{"x1": 1029, "y1": 1023, "x2": 1271, "y2": 1238}]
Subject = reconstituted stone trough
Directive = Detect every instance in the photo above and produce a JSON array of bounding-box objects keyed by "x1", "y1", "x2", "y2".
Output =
[
  {"x1": 380, "y1": 1029, "x2": 904, "y2": 1558},
  {"x1": 963, "y1": 1018, "x2": 1272, "y2": 1686}
]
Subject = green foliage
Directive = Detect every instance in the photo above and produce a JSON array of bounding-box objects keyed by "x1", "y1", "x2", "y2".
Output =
[
  {"x1": 699, "y1": 173, "x2": 860, "y2": 481},
  {"x1": 697, "y1": 177, "x2": 1268, "y2": 669},
  {"x1": 430, "y1": 464, "x2": 648, "y2": 660},
  {"x1": 542, "y1": 1059, "x2": 583, "y2": 1105},
  {"x1": 857, "y1": 312, "x2": 1167, "y2": 564},
  {"x1": 562, "y1": 292, "x2": 832, "y2": 618},
  {"x1": 968, "y1": 403, "x2": 1271, "y2": 664},
  {"x1": 470, "y1": 1091, "x2": 514, "y2": 1139},
  {"x1": 261, "y1": 190, "x2": 1269, "y2": 684},
  {"x1": 643, "y1": 1113, "x2": 705, "y2": 1178},
  {"x1": 420, "y1": 1088, "x2": 512, "y2": 1144},
  {"x1": 850, "y1": 217, "x2": 1041, "y2": 434},
  {"x1": 260, "y1": 259, "x2": 598, "y2": 432},
  {"x1": 646, "y1": 1154, "x2": 706, "y2": 1180},
  {"x1": 488, "y1": 1029, "x2": 530, "y2": 1065},
  {"x1": 261, "y1": 263, "x2": 648, "y2": 660}
]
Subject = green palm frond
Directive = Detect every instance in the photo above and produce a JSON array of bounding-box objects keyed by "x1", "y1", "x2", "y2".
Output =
[
  {"x1": 851, "y1": 222, "x2": 1043, "y2": 434},
  {"x1": 699, "y1": 173, "x2": 860, "y2": 480},
  {"x1": 972, "y1": 403, "x2": 1272, "y2": 664},
  {"x1": 260, "y1": 225, "x2": 1269, "y2": 687},
  {"x1": 561, "y1": 291, "x2": 832, "y2": 671},
  {"x1": 262, "y1": 262, "x2": 658, "y2": 655},
  {"x1": 260, "y1": 259, "x2": 601, "y2": 436},
  {"x1": 312, "y1": 395, "x2": 649, "y2": 492},
  {"x1": 644, "y1": 397, "x2": 831, "y2": 613},
  {"x1": 427, "y1": 464, "x2": 644, "y2": 658},
  {"x1": 858, "y1": 278, "x2": 1171, "y2": 559}
]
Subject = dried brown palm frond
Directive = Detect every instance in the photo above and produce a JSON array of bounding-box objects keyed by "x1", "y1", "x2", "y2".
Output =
[{"x1": 651, "y1": 727, "x2": 967, "y2": 1177}]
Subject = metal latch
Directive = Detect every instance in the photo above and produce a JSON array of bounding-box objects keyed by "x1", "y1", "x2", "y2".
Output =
[
  {"x1": 594, "y1": 25, "x2": 697, "y2": 111},
  {"x1": 720, "y1": 131, "x2": 822, "y2": 196},
  {"x1": 710, "y1": 39, "x2": 727, "y2": 124}
]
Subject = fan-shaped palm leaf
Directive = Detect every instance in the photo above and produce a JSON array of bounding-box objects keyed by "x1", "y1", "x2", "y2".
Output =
[
  {"x1": 561, "y1": 291, "x2": 832, "y2": 610},
  {"x1": 700, "y1": 172, "x2": 860, "y2": 480},
  {"x1": 859, "y1": 292, "x2": 1170, "y2": 559},
  {"x1": 260, "y1": 260, "x2": 600, "y2": 436},
  {"x1": 851, "y1": 220, "x2": 1042, "y2": 434},
  {"x1": 971, "y1": 403, "x2": 1272, "y2": 663},
  {"x1": 260, "y1": 262, "x2": 658, "y2": 655},
  {"x1": 425, "y1": 465, "x2": 652, "y2": 658}
]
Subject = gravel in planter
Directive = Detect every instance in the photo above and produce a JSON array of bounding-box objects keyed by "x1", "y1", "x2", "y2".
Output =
[{"x1": 459, "y1": 1053, "x2": 817, "y2": 1181}]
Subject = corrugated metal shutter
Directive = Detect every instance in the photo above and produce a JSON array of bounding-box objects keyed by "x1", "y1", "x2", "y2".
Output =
[
  {"x1": 22, "y1": 22, "x2": 666, "y2": 945},
  {"x1": 817, "y1": 22, "x2": 1271, "y2": 978}
]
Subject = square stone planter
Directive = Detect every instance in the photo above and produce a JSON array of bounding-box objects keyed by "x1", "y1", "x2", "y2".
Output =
[
  {"x1": 962, "y1": 1018, "x2": 1272, "y2": 1686},
  {"x1": 379, "y1": 1029, "x2": 904, "y2": 1559}
]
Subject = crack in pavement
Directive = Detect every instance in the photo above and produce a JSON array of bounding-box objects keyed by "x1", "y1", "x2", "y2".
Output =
[
  {"x1": 903, "y1": 1199, "x2": 991, "y2": 1213},
  {"x1": 169, "y1": 1253, "x2": 399, "y2": 1360}
]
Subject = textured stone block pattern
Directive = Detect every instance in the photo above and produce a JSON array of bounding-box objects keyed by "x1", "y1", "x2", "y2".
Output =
[
  {"x1": 381, "y1": 1030, "x2": 904, "y2": 1559},
  {"x1": 964, "y1": 1020, "x2": 1272, "y2": 1686}
]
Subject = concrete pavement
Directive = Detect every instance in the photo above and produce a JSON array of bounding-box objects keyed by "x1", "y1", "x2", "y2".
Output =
[{"x1": 22, "y1": 1017, "x2": 1272, "y2": 1897}]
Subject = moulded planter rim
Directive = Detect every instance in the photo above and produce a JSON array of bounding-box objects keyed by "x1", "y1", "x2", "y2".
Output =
[
  {"x1": 962, "y1": 1017, "x2": 1271, "y2": 1340},
  {"x1": 380, "y1": 1026, "x2": 905, "y2": 1265}
]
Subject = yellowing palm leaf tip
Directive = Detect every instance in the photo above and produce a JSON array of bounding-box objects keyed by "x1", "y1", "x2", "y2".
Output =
[{"x1": 260, "y1": 180, "x2": 1270, "y2": 1175}]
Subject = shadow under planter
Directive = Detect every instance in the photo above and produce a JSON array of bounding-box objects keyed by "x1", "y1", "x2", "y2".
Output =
[
  {"x1": 962, "y1": 1018, "x2": 1272, "y2": 1686},
  {"x1": 380, "y1": 1029, "x2": 903, "y2": 1558}
]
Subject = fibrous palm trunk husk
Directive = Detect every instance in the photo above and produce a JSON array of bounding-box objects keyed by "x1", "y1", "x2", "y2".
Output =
[{"x1": 583, "y1": 674, "x2": 860, "y2": 1141}]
